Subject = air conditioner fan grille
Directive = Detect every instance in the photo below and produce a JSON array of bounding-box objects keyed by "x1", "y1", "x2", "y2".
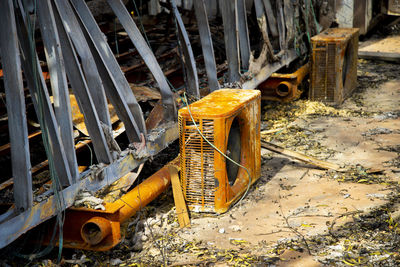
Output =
[{"x1": 180, "y1": 118, "x2": 216, "y2": 211}]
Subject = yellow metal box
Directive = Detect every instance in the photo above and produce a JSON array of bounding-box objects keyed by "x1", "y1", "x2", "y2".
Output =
[{"x1": 178, "y1": 89, "x2": 261, "y2": 213}]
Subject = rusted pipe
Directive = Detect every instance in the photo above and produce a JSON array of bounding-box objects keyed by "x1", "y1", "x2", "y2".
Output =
[
  {"x1": 276, "y1": 81, "x2": 292, "y2": 96},
  {"x1": 258, "y1": 62, "x2": 310, "y2": 101},
  {"x1": 81, "y1": 217, "x2": 112, "y2": 245},
  {"x1": 116, "y1": 164, "x2": 172, "y2": 223},
  {"x1": 79, "y1": 158, "x2": 179, "y2": 245},
  {"x1": 292, "y1": 62, "x2": 310, "y2": 85}
]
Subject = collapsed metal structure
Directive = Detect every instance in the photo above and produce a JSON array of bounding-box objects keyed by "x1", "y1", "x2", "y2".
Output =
[{"x1": 0, "y1": 0, "x2": 316, "y2": 250}]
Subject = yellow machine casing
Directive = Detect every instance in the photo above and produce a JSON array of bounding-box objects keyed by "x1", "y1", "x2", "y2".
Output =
[
  {"x1": 178, "y1": 89, "x2": 261, "y2": 213},
  {"x1": 310, "y1": 28, "x2": 359, "y2": 105}
]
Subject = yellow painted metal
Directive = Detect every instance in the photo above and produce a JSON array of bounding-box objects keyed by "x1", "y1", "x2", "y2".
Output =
[
  {"x1": 179, "y1": 89, "x2": 261, "y2": 213},
  {"x1": 310, "y1": 28, "x2": 359, "y2": 105},
  {"x1": 169, "y1": 165, "x2": 191, "y2": 228},
  {"x1": 81, "y1": 216, "x2": 112, "y2": 245},
  {"x1": 115, "y1": 157, "x2": 179, "y2": 223},
  {"x1": 258, "y1": 62, "x2": 310, "y2": 102},
  {"x1": 43, "y1": 157, "x2": 180, "y2": 251}
]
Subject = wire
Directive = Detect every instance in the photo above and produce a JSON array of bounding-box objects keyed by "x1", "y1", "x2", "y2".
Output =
[
  {"x1": 130, "y1": 0, "x2": 179, "y2": 101},
  {"x1": 171, "y1": 0, "x2": 190, "y2": 98},
  {"x1": 131, "y1": 0, "x2": 151, "y2": 48},
  {"x1": 114, "y1": 18, "x2": 120, "y2": 57},
  {"x1": 310, "y1": 0, "x2": 321, "y2": 34},
  {"x1": 12, "y1": 0, "x2": 66, "y2": 262},
  {"x1": 181, "y1": 93, "x2": 253, "y2": 207},
  {"x1": 77, "y1": 141, "x2": 93, "y2": 166},
  {"x1": 304, "y1": 0, "x2": 311, "y2": 44}
]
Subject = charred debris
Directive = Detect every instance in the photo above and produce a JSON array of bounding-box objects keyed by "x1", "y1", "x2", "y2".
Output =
[{"x1": 0, "y1": 0, "x2": 400, "y2": 266}]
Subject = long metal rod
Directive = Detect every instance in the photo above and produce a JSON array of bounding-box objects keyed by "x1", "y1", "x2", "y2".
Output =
[
  {"x1": 237, "y1": 0, "x2": 251, "y2": 70},
  {"x1": 70, "y1": 0, "x2": 147, "y2": 140},
  {"x1": 219, "y1": 0, "x2": 241, "y2": 83},
  {"x1": 106, "y1": 0, "x2": 177, "y2": 121},
  {"x1": 193, "y1": 0, "x2": 220, "y2": 92},
  {"x1": 52, "y1": 0, "x2": 113, "y2": 164},
  {"x1": 15, "y1": 5, "x2": 73, "y2": 187},
  {"x1": 53, "y1": 0, "x2": 112, "y2": 128},
  {"x1": 70, "y1": 0, "x2": 144, "y2": 143},
  {"x1": 37, "y1": 0, "x2": 79, "y2": 182},
  {"x1": 171, "y1": 0, "x2": 200, "y2": 99},
  {"x1": 0, "y1": 0, "x2": 33, "y2": 211}
]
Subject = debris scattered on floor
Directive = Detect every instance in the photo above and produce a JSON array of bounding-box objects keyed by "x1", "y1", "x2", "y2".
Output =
[
  {"x1": 1, "y1": 1, "x2": 400, "y2": 266},
  {"x1": 324, "y1": 165, "x2": 389, "y2": 185},
  {"x1": 74, "y1": 191, "x2": 105, "y2": 210}
]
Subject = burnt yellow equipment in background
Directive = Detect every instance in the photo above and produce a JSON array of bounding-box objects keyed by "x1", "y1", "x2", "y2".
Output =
[
  {"x1": 310, "y1": 28, "x2": 359, "y2": 105},
  {"x1": 178, "y1": 89, "x2": 261, "y2": 213}
]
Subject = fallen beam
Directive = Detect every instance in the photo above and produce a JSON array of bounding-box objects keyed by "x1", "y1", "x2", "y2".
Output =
[
  {"x1": 45, "y1": 157, "x2": 180, "y2": 251},
  {"x1": 243, "y1": 50, "x2": 297, "y2": 89},
  {"x1": 358, "y1": 51, "x2": 400, "y2": 63},
  {"x1": 261, "y1": 140, "x2": 340, "y2": 170},
  {"x1": 0, "y1": 123, "x2": 178, "y2": 249},
  {"x1": 169, "y1": 165, "x2": 190, "y2": 228}
]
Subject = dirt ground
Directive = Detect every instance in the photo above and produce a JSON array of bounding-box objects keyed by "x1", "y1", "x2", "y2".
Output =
[
  {"x1": 2, "y1": 38, "x2": 400, "y2": 267},
  {"x1": 161, "y1": 58, "x2": 400, "y2": 266},
  {"x1": 27, "y1": 57, "x2": 397, "y2": 266}
]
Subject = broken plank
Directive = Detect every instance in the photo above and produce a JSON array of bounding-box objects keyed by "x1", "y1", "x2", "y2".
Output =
[
  {"x1": 358, "y1": 51, "x2": 400, "y2": 63},
  {"x1": 130, "y1": 85, "x2": 161, "y2": 102},
  {"x1": 261, "y1": 140, "x2": 340, "y2": 170},
  {"x1": 169, "y1": 165, "x2": 190, "y2": 228},
  {"x1": 145, "y1": 100, "x2": 164, "y2": 131},
  {"x1": 358, "y1": 34, "x2": 400, "y2": 63}
]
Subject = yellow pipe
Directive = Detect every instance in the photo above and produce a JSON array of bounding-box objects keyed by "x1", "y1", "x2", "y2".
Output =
[
  {"x1": 81, "y1": 217, "x2": 112, "y2": 245},
  {"x1": 293, "y1": 62, "x2": 310, "y2": 85},
  {"x1": 275, "y1": 81, "x2": 293, "y2": 96},
  {"x1": 80, "y1": 157, "x2": 179, "y2": 245},
  {"x1": 117, "y1": 164, "x2": 172, "y2": 223}
]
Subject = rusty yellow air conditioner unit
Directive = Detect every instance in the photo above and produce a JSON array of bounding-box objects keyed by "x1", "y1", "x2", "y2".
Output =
[
  {"x1": 310, "y1": 28, "x2": 359, "y2": 105},
  {"x1": 178, "y1": 89, "x2": 261, "y2": 213},
  {"x1": 388, "y1": 0, "x2": 400, "y2": 15}
]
